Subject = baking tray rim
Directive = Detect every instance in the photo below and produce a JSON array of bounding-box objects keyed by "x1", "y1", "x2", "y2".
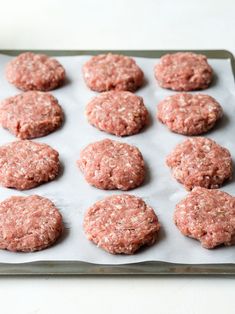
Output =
[{"x1": 0, "y1": 49, "x2": 234, "y2": 275}]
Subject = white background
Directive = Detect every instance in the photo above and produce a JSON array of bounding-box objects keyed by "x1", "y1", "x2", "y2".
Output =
[{"x1": 0, "y1": 0, "x2": 235, "y2": 313}]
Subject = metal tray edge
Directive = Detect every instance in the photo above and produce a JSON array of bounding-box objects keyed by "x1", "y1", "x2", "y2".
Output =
[{"x1": 1, "y1": 261, "x2": 235, "y2": 276}]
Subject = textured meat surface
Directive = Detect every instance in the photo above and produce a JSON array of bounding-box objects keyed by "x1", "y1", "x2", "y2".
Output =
[
  {"x1": 78, "y1": 139, "x2": 145, "y2": 190},
  {"x1": 0, "y1": 140, "x2": 60, "y2": 190},
  {"x1": 0, "y1": 195, "x2": 63, "y2": 252},
  {"x1": 155, "y1": 52, "x2": 213, "y2": 91},
  {"x1": 86, "y1": 91, "x2": 149, "y2": 136},
  {"x1": 84, "y1": 194, "x2": 160, "y2": 254},
  {"x1": 6, "y1": 52, "x2": 65, "y2": 91},
  {"x1": 83, "y1": 53, "x2": 144, "y2": 92},
  {"x1": 166, "y1": 137, "x2": 232, "y2": 190},
  {"x1": 174, "y1": 187, "x2": 235, "y2": 249},
  {"x1": 157, "y1": 93, "x2": 223, "y2": 135},
  {"x1": 0, "y1": 91, "x2": 64, "y2": 139}
]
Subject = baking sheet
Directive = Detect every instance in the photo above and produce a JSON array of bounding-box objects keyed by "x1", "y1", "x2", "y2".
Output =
[{"x1": 0, "y1": 53, "x2": 235, "y2": 265}]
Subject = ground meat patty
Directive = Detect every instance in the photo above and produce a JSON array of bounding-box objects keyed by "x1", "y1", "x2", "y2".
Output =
[
  {"x1": 157, "y1": 93, "x2": 223, "y2": 135},
  {"x1": 84, "y1": 194, "x2": 160, "y2": 254},
  {"x1": 86, "y1": 91, "x2": 149, "y2": 136},
  {"x1": 77, "y1": 139, "x2": 145, "y2": 190},
  {"x1": 0, "y1": 91, "x2": 64, "y2": 139},
  {"x1": 166, "y1": 137, "x2": 232, "y2": 190},
  {"x1": 6, "y1": 52, "x2": 65, "y2": 91},
  {"x1": 155, "y1": 52, "x2": 213, "y2": 91},
  {"x1": 174, "y1": 187, "x2": 235, "y2": 249},
  {"x1": 83, "y1": 53, "x2": 144, "y2": 92},
  {"x1": 0, "y1": 195, "x2": 63, "y2": 252},
  {"x1": 0, "y1": 140, "x2": 60, "y2": 190}
]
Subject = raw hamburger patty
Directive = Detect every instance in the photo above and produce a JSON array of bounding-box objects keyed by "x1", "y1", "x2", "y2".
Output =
[
  {"x1": 155, "y1": 52, "x2": 213, "y2": 91},
  {"x1": 0, "y1": 91, "x2": 64, "y2": 139},
  {"x1": 0, "y1": 195, "x2": 63, "y2": 252},
  {"x1": 0, "y1": 140, "x2": 60, "y2": 190},
  {"x1": 83, "y1": 53, "x2": 144, "y2": 92},
  {"x1": 6, "y1": 52, "x2": 65, "y2": 91},
  {"x1": 77, "y1": 139, "x2": 145, "y2": 190},
  {"x1": 157, "y1": 93, "x2": 223, "y2": 135},
  {"x1": 86, "y1": 91, "x2": 149, "y2": 136},
  {"x1": 166, "y1": 137, "x2": 232, "y2": 190},
  {"x1": 84, "y1": 194, "x2": 161, "y2": 254},
  {"x1": 174, "y1": 187, "x2": 235, "y2": 249}
]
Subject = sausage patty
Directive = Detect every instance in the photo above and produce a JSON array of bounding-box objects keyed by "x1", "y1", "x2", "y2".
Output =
[
  {"x1": 166, "y1": 137, "x2": 232, "y2": 190},
  {"x1": 0, "y1": 140, "x2": 60, "y2": 190},
  {"x1": 77, "y1": 139, "x2": 145, "y2": 190},
  {"x1": 157, "y1": 93, "x2": 222, "y2": 135},
  {"x1": 155, "y1": 52, "x2": 213, "y2": 91},
  {"x1": 0, "y1": 195, "x2": 63, "y2": 252},
  {"x1": 6, "y1": 52, "x2": 65, "y2": 91},
  {"x1": 84, "y1": 194, "x2": 160, "y2": 254},
  {"x1": 83, "y1": 53, "x2": 144, "y2": 92},
  {"x1": 174, "y1": 187, "x2": 235, "y2": 249},
  {"x1": 0, "y1": 91, "x2": 64, "y2": 139},
  {"x1": 86, "y1": 91, "x2": 149, "y2": 136}
]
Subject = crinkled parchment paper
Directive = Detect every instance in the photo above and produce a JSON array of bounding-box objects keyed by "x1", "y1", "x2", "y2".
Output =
[{"x1": 0, "y1": 54, "x2": 234, "y2": 264}]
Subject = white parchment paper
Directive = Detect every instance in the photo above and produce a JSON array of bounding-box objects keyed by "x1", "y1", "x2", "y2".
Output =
[{"x1": 0, "y1": 54, "x2": 235, "y2": 265}]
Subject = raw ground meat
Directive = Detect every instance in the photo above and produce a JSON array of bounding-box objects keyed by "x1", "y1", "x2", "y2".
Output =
[
  {"x1": 174, "y1": 187, "x2": 235, "y2": 249},
  {"x1": 155, "y1": 52, "x2": 213, "y2": 91},
  {"x1": 166, "y1": 137, "x2": 232, "y2": 190},
  {"x1": 77, "y1": 138, "x2": 145, "y2": 190},
  {"x1": 83, "y1": 53, "x2": 144, "y2": 92},
  {"x1": 6, "y1": 52, "x2": 66, "y2": 91},
  {"x1": 0, "y1": 91, "x2": 64, "y2": 139},
  {"x1": 0, "y1": 140, "x2": 60, "y2": 190},
  {"x1": 0, "y1": 195, "x2": 63, "y2": 252},
  {"x1": 83, "y1": 194, "x2": 161, "y2": 254},
  {"x1": 86, "y1": 91, "x2": 149, "y2": 136},
  {"x1": 157, "y1": 93, "x2": 223, "y2": 135}
]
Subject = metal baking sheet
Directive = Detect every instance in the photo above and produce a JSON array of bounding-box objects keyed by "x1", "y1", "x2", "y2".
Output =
[{"x1": 0, "y1": 50, "x2": 234, "y2": 275}]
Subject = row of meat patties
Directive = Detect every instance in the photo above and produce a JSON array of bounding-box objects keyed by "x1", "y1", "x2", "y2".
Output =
[{"x1": 0, "y1": 51, "x2": 234, "y2": 255}]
